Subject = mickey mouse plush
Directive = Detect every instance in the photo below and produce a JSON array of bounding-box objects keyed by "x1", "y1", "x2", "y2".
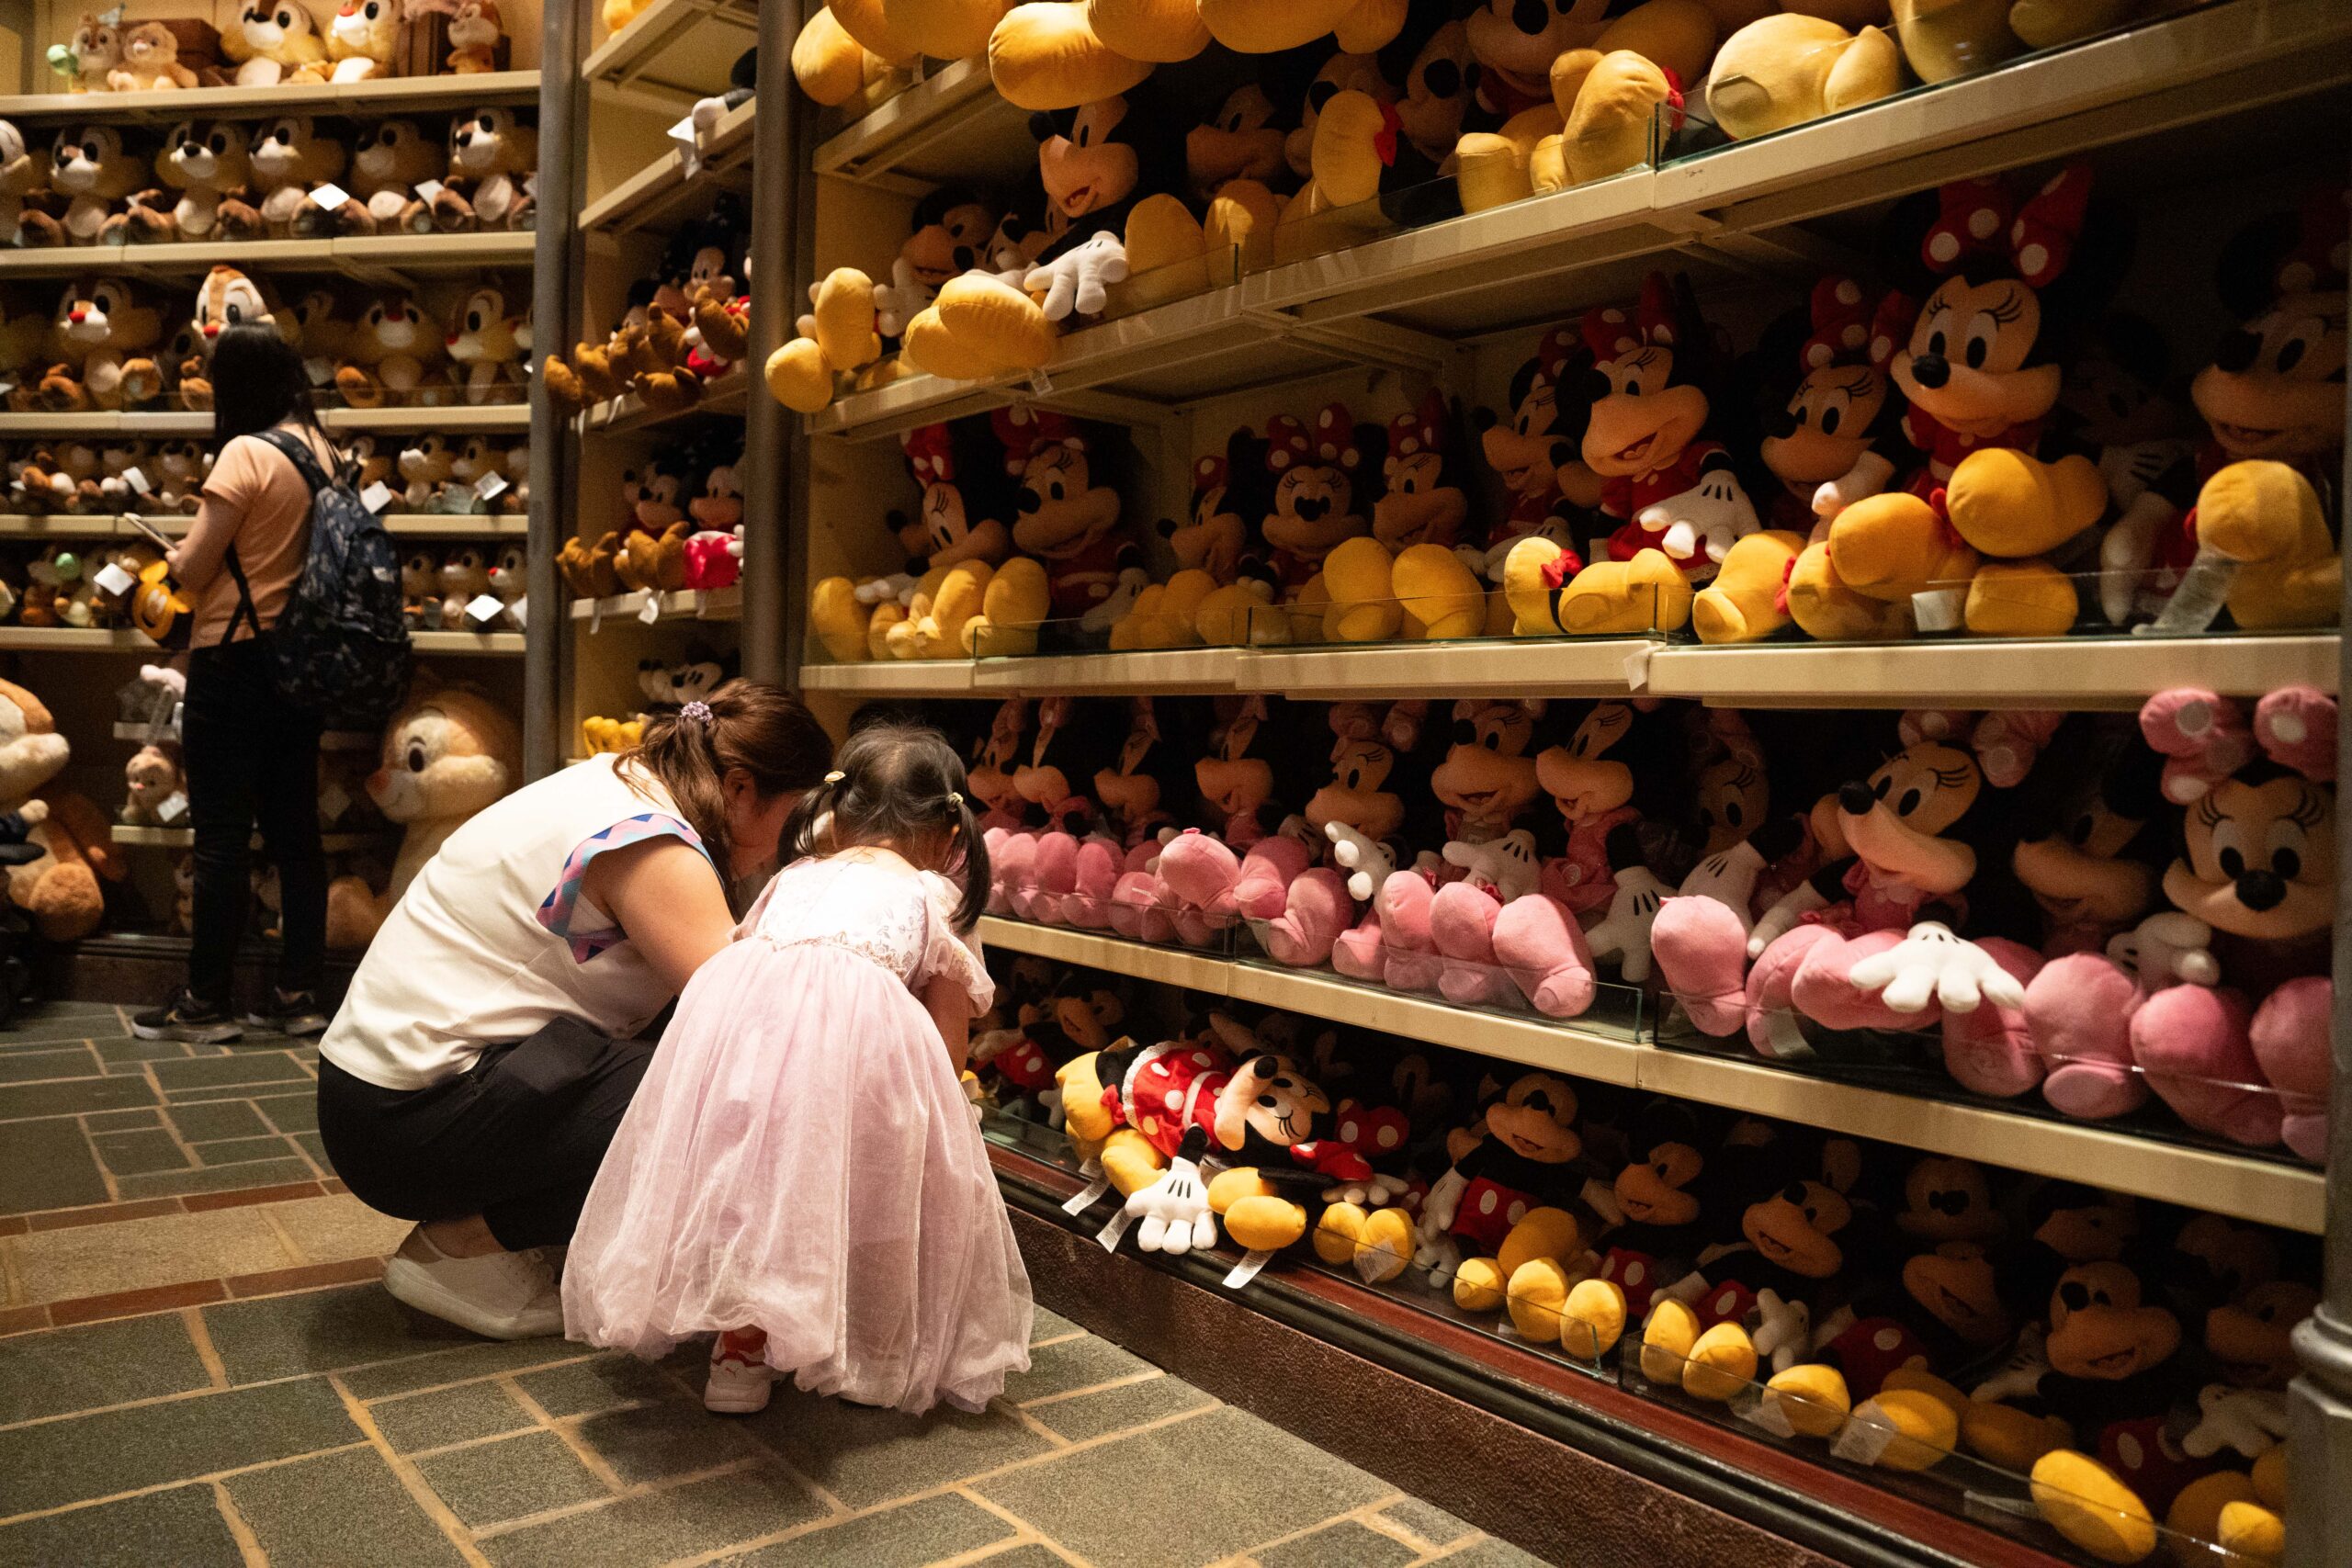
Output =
[
  {"x1": 1477, "y1": 323, "x2": 1600, "y2": 597},
  {"x1": 997, "y1": 406, "x2": 1132, "y2": 637}
]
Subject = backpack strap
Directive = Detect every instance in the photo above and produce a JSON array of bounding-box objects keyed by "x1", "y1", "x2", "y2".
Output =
[{"x1": 224, "y1": 428, "x2": 331, "y2": 643}]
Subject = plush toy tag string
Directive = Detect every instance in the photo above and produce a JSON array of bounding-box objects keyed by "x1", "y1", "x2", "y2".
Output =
[
  {"x1": 1222, "y1": 1250, "x2": 1274, "y2": 1290},
  {"x1": 1061, "y1": 1160, "x2": 1109, "y2": 1215},
  {"x1": 1094, "y1": 1207, "x2": 1136, "y2": 1252}
]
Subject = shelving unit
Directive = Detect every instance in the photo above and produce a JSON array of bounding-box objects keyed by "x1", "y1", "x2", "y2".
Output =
[
  {"x1": 5, "y1": 513, "x2": 526, "y2": 539},
  {"x1": 0, "y1": 231, "x2": 534, "y2": 279},
  {"x1": 0, "y1": 67, "x2": 541, "y2": 122},
  {"x1": 112, "y1": 825, "x2": 393, "y2": 852},
  {"x1": 975, "y1": 918, "x2": 2327, "y2": 1237}
]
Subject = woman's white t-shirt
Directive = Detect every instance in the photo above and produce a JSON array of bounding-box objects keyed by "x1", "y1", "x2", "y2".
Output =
[{"x1": 320, "y1": 755, "x2": 707, "y2": 1091}]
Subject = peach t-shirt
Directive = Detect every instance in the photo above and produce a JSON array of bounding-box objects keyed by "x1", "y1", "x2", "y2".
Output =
[{"x1": 188, "y1": 429, "x2": 336, "y2": 649}]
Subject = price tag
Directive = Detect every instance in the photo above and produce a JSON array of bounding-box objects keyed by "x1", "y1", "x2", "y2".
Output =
[
  {"x1": 157, "y1": 792, "x2": 188, "y2": 825},
  {"x1": 463, "y1": 592, "x2": 503, "y2": 627},
  {"x1": 505, "y1": 593, "x2": 527, "y2": 629},
  {"x1": 318, "y1": 782, "x2": 350, "y2": 823},
  {"x1": 472, "y1": 469, "x2": 508, "y2": 501},
  {"x1": 1221, "y1": 1250, "x2": 1272, "y2": 1290},
  {"x1": 310, "y1": 182, "x2": 351, "y2": 210},
  {"x1": 93, "y1": 561, "x2": 136, "y2": 596},
  {"x1": 1060, "y1": 1174, "x2": 1110, "y2": 1215},
  {"x1": 637, "y1": 592, "x2": 662, "y2": 625},
  {"x1": 119, "y1": 466, "x2": 150, "y2": 495},
  {"x1": 360, "y1": 480, "x2": 395, "y2": 513},
  {"x1": 1094, "y1": 1208, "x2": 1135, "y2": 1254},
  {"x1": 1622, "y1": 643, "x2": 1654, "y2": 691},
  {"x1": 667, "y1": 113, "x2": 701, "y2": 174},
  {"x1": 413, "y1": 178, "x2": 443, "y2": 202}
]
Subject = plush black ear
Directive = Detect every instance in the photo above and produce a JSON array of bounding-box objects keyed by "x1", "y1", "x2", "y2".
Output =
[
  {"x1": 1873, "y1": 186, "x2": 1948, "y2": 302},
  {"x1": 2213, "y1": 208, "x2": 2306, "y2": 321},
  {"x1": 909, "y1": 184, "x2": 970, "y2": 232},
  {"x1": 1027, "y1": 108, "x2": 1064, "y2": 145},
  {"x1": 1119, "y1": 81, "x2": 1190, "y2": 206},
  {"x1": 728, "y1": 45, "x2": 755, "y2": 93},
  {"x1": 2034, "y1": 198, "x2": 2136, "y2": 362}
]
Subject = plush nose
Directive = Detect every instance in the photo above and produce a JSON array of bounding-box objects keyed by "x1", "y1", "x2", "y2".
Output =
[
  {"x1": 1016, "y1": 486, "x2": 1041, "y2": 513},
  {"x1": 1763, "y1": 404, "x2": 1799, "y2": 439},
  {"x1": 950, "y1": 244, "x2": 974, "y2": 271},
  {"x1": 2235, "y1": 869, "x2": 2287, "y2": 912},
  {"x1": 1511, "y1": 0, "x2": 1546, "y2": 33},
  {"x1": 1294, "y1": 497, "x2": 1328, "y2": 522},
  {"x1": 1908, "y1": 354, "x2": 1951, "y2": 389},
  {"x1": 1838, "y1": 781, "x2": 1878, "y2": 816}
]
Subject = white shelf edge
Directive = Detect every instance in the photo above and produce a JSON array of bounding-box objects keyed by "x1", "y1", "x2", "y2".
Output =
[{"x1": 0, "y1": 69, "x2": 539, "y2": 121}]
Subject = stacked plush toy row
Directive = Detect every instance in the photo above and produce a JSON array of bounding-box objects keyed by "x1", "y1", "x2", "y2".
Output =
[
  {"x1": 0, "y1": 536, "x2": 194, "y2": 630},
  {"x1": 6, "y1": 434, "x2": 210, "y2": 513},
  {"x1": 543, "y1": 200, "x2": 750, "y2": 416},
  {"x1": 577, "y1": 645, "x2": 738, "y2": 757},
  {"x1": 809, "y1": 178, "x2": 2342, "y2": 655},
  {"x1": 0, "y1": 106, "x2": 535, "y2": 248},
  {"x1": 970, "y1": 964, "x2": 2306, "y2": 1565},
  {"x1": 0, "y1": 266, "x2": 531, "y2": 412},
  {"x1": 945, "y1": 687, "x2": 2333, "y2": 1164},
  {"x1": 770, "y1": 1, "x2": 2211, "y2": 406},
  {"x1": 42, "y1": 2, "x2": 513, "y2": 93},
  {"x1": 556, "y1": 432, "x2": 744, "y2": 600}
]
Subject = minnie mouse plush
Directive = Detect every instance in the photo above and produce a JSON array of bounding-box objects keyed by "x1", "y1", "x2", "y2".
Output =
[
  {"x1": 1259, "y1": 402, "x2": 1383, "y2": 638},
  {"x1": 1476, "y1": 323, "x2": 1600, "y2": 598},
  {"x1": 2023, "y1": 687, "x2": 2334, "y2": 1158},
  {"x1": 998, "y1": 406, "x2": 1135, "y2": 636},
  {"x1": 1823, "y1": 167, "x2": 2132, "y2": 638}
]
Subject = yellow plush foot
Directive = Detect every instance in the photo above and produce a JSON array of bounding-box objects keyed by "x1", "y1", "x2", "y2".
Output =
[
  {"x1": 1193, "y1": 580, "x2": 1276, "y2": 646},
  {"x1": 1107, "y1": 583, "x2": 1170, "y2": 651},
  {"x1": 1313, "y1": 1201, "x2": 1366, "y2": 1266},
  {"x1": 1120, "y1": 194, "x2": 1210, "y2": 310},
  {"x1": 1098, "y1": 1127, "x2": 1165, "y2": 1197},
  {"x1": 1827, "y1": 491, "x2": 1980, "y2": 602},
  {"x1": 1394, "y1": 544, "x2": 1487, "y2": 638},
  {"x1": 1222, "y1": 1194, "x2": 1308, "y2": 1252},
  {"x1": 2167, "y1": 1472, "x2": 2258, "y2": 1565},
  {"x1": 808, "y1": 576, "x2": 872, "y2": 663},
  {"x1": 1639, "y1": 1296, "x2": 1702, "y2": 1384},
  {"x1": 765, "y1": 337, "x2": 835, "y2": 413},
  {"x1": 1763, "y1": 1363, "x2": 1851, "y2": 1438},
  {"x1": 1559, "y1": 1277, "x2": 1626, "y2": 1360},
  {"x1": 809, "y1": 267, "x2": 880, "y2": 371},
  {"x1": 965, "y1": 557, "x2": 1047, "y2": 656},
  {"x1": 1506, "y1": 1258, "x2": 1572, "y2": 1340},
  {"x1": 2215, "y1": 1500, "x2": 2284, "y2": 1565},
  {"x1": 1559, "y1": 548, "x2": 1693, "y2": 635},
  {"x1": 1681, "y1": 1322, "x2": 1758, "y2": 1402},
  {"x1": 2030, "y1": 1450, "x2": 2157, "y2": 1564},
  {"x1": 1502, "y1": 536, "x2": 1570, "y2": 635},
  {"x1": 1453, "y1": 1256, "x2": 1507, "y2": 1314},
  {"x1": 1965, "y1": 558, "x2": 2077, "y2": 637},
  {"x1": 2199, "y1": 459, "x2": 2343, "y2": 629},
  {"x1": 1497, "y1": 1207, "x2": 1585, "y2": 1277},
  {"x1": 1784, "y1": 540, "x2": 1913, "y2": 640},
  {"x1": 1849, "y1": 1387, "x2": 1959, "y2": 1472},
  {"x1": 1354, "y1": 1205, "x2": 1416, "y2": 1284},
  {"x1": 1320, "y1": 536, "x2": 1403, "y2": 642},
  {"x1": 1692, "y1": 529, "x2": 1804, "y2": 643},
  {"x1": 865, "y1": 601, "x2": 908, "y2": 661},
  {"x1": 1946, "y1": 447, "x2": 2107, "y2": 558},
  {"x1": 1962, "y1": 1400, "x2": 2075, "y2": 1471},
  {"x1": 932, "y1": 273, "x2": 1057, "y2": 374}
]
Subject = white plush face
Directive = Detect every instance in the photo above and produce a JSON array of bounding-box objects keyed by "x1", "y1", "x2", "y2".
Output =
[
  {"x1": 248, "y1": 117, "x2": 313, "y2": 181},
  {"x1": 50, "y1": 127, "x2": 119, "y2": 195},
  {"x1": 450, "y1": 108, "x2": 515, "y2": 172},
  {"x1": 487, "y1": 545, "x2": 526, "y2": 592},
  {"x1": 333, "y1": 0, "x2": 401, "y2": 48},
  {"x1": 367, "y1": 707, "x2": 510, "y2": 824},
  {"x1": 193, "y1": 271, "x2": 273, "y2": 347},
  {"x1": 243, "y1": 4, "x2": 312, "y2": 51},
  {"x1": 398, "y1": 435, "x2": 452, "y2": 481},
  {"x1": 438, "y1": 546, "x2": 487, "y2": 595},
  {"x1": 0, "y1": 695, "x2": 69, "y2": 808}
]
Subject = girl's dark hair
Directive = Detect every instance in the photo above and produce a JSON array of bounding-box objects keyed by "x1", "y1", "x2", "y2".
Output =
[
  {"x1": 209, "y1": 324, "x2": 332, "y2": 453},
  {"x1": 782, "y1": 721, "x2": 989, "y2": 931},
  {"x1": 621, "y1": 682, "x2": 833, "y2": 874}
]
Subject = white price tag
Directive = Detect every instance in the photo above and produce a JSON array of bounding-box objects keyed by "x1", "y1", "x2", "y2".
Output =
[
  {"x1": 93, "y1": 561, "x2": 137, "y2": 596},
  {"x1": 472, "y1": 469, "x2": 508, "y2": 501},
  {"x1": 413, "y1": 178, "x2": 443, "y2": 201},
  {"x1": 1060, "y1": 1176, "x2": 1110, "y2": 1215},
  {"x1": 1829, "y1": 1404, "x2": 1899, "y2": 1466},
  {"x1": 1094, "y1": 1208, "x2": 1135, "y2": 1254},
  {"x1": 505, "y1": 594, "x2": 527, "y2": 629},
  {"x1": 464, "y1": 592, "x2": 503, "y2": 627},
  {"x1": 637, "y1": 592, "x2": 662, "y2": 624},
  {"x1": 360, "y1": 480, "x2": 395, "y2": 513},
  {"x1": 667, "y1": 113, "x2": 701, "y2": 174},
  {"x1": 1622, "y1": 643, "x2": 1654, "y2": 691},
  {"x1": 119, "y1": 466, "x2": 150, "y2": 495},
  {"x1": 1221, "y1": 1250, "x2": 1273, "y2": 1290},
  {"x1": 310, "y1": 182, "x2": 351, "y2": 210},
  {"x1": 1911, "y1": 588, "x2": 1966, "y2": 634},
  {"x1": 157, "y1": 792, "x2": 188, "y2": 825},
  {"x1": 318, "y1": 782, "x2": 350, "y2": 823}
]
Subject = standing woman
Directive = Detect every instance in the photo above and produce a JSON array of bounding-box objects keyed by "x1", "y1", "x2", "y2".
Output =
[{"x1": 133, "y1": 326, "x2": 340, "y2": 1044}]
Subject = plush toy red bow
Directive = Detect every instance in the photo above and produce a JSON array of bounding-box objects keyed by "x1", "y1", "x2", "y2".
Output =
[
  {"x1": 900, "y1": 423, "x2": 956, "y2": 486},
  {"x1": 1920, "y1": 166, "x2": 2092, "y2": 288},
  {"x1": 1532, "y1": 323, "x2": 1580, "y2": 384},
  {"x1": 2278, "y1": 183, "x2": 2350, "y2": 294},
  {"x1": 1265, "y1": 414, "x2": 1312, "y2": 474},
  {"x1": 1193, "y1": 452, "x2": 1229, "y2": 494},
  {"x1": 1800, "y1": 276, "x2": 1916, "y2": 372},
  {"x1": 1309, "y1": 403, "x2": 1362, "y2": 468},
  {"x1": 1387, "y1": 389, "x2": 1445, "y2": 460},
  {"x1": 1581, "y1": 272, "x2": 1678, "y2": 362},
  {"x1": 991, "y1": 405, "x2": 1083, "y2": 471}
]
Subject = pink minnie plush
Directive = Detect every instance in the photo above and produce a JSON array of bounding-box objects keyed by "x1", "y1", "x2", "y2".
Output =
[
  {"x1": 1255, "y1": 702, "x2": 1428, "y2": 969},
  {"x1": 1069, "y1": 697, "x2": 1186, "y2": 931},
  {"x1": 2023, "y1": 686, "x2": 2335, "y2": 1156},
  {"x1": 1154, "y1": 696, "x2": 1306, "y2": 950},
  {"x1": 1351, "y1": 699, "x2": 1545, "y2": 993}
]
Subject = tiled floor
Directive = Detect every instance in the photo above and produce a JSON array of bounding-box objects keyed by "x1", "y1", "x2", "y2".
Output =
[{"x1": 0, "y1": 998, "x2": 1554, "y2": 1567}]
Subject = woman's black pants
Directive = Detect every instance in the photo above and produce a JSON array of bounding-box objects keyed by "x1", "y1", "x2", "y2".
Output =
[
  {"x1": 182, "y1": 636, "x2": 324, "y2": 1008},
  {"x1": 316, "y1": 1020, "x2": 655, "y2": 1251}
]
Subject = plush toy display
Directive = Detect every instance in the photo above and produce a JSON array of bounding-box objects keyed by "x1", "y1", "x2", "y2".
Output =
[
  {"x1": 0, "y1": 676, "x2": 120, "y2": 942},
  {"x1": 433, "y1": 106, "x2": 537, "y2": 231},
  {"x1": 119, "y1": 743, "x2": 188, "y2": 828}
]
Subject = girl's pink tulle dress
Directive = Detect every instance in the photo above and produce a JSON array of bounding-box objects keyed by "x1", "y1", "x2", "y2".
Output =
[{"x1": 562, "y1": 854, "x2": 1033, "y2": 1415}]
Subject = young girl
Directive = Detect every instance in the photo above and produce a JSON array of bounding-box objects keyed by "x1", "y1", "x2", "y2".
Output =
[{"x1": 562, "y1": 723, "x2": 1032, "y2": 1416}]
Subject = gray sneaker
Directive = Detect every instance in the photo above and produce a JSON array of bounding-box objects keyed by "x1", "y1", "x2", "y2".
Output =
[{"x1": 382, "y1": 1229, "x2": 564, "y2": 1340}]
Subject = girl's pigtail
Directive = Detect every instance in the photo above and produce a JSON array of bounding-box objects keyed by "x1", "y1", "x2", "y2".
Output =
[{"x1": 949, "y1": 788, "x2": 988, "y2": 932}]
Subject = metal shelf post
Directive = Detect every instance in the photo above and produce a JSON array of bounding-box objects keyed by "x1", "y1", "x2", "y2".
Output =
[{"x1": 524, "y1": 0, "x2": 587, "y2": 780}]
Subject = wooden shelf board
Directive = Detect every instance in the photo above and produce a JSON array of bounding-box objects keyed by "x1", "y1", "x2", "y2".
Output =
[
  {"x1": 410, "y1": 629, "x2": 524, "y2": 653},
  {"x1": 580, "y1": 373, "x2": 749, "y2": 433},
  {"x1": 113, "y1": 825, "x2": 392, "y2": 852},
  {"x1": 322, "y1": 404, "x2": 530, "y2": 433},
  {"x1": 582, "y1": 0, "x2": 757, "y2": 97},
  {"x1": 968, "y1": 647, "x2": 1240, "y2": 696},
  {"x1": 798, "y1": 659, "x2": 977, "y2": 694},
  {"x1": 0, "y1": 70, "x2": 539, "y2": 122},
  {"x1": 578, "y1": 96, "x2": 755, "y2": 235},
  {"x1": 812, "y1": 55, "x2": 1035, "y2": 188},
  {"x1": 0, "y1": 626, "x2": 145, "y2": 649},
  {"x1": 1238, "y1": 639, "x2": 1658, "y2": 700},
  {"x1": 0, "y1": 514, "x2": 117, "y2": 536},
  {"x1": 976, "y1": 918, "x2": 2325, "y2": 1235},
  {"x1": 569, "y1": 586, "x2": 741, "y2": 626},
  {"x1": 8, "y1": 513, "x2": 520, "y2": 539}
]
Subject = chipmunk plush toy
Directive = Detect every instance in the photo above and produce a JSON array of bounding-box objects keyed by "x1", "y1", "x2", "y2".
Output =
[
  {"x1": 107, "y1": 21, "x2": 203, "y2": 91},
  {"x1": 32, "y1": 125, "x2": 148, "y2": 247},
  {"x1": 432, "y1": 106, "x2": 537, "y2": 231},
  {"x1": 444, "y1": 284, "x2": 526, "y2": 404},
  {"x1": 325, "y1": 0, "x2": 402, "y2": 81},
  {"x1": 335, "y1": 290, "x2": 451, "y2": 409},
  {"x1": 1821, "y1": 168, "x2": 2134, "y2": 638},
  {"x1": 329, "y1": 119, "x2": 441, "y2": 235},
  {"x1": 229, "y1": 1, "x2": 330, "y2": 85},
  {"x1": 176, "y1": 266, "x2": 277, "y2": 410},
  {"x1": 0, "y1": 677, "x2": 120, "y2": 942},
  {"x1": 155, "y1": 120, "x2": 252, "y2": 245},
  {"x1": 245, "y1": 116, "x2": 348, "y2": 239},
  {"x1": 40, "y1": 278, "x2": 164, "y2": 412},
  {"x1": 2025, "y1": 688, "x2": 2335, "y2": 1160}
]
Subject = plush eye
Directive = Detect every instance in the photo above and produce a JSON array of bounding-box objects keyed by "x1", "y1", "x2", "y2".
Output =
[
  {"x1": 209, "y1": 131, "x2": 229, "y2": 153},
  {"x1": 225, "y1": 302, "x2": 243, "y2": 324},
  {"x1": 1074, "y1": 122, "x2": 1090, "y2": 148},
  {"x1": 1723, "y1": 801, "x2": 1743, "y2": 828},
  {"x1": 1871, "y1": 773, "x2": 1892, "y2": 800},
  {"x1": 277, "y1": 10, "x2": 296, "y2": 26},
  {"x1": 405, "y1": 743, "x2": 427, "y2": 773},
  {"x1": 2264, "y1": 818, "x2": 2310, "y2": 880},
  {"x1": 2068, "y1": 810, "x2": 2097, "y2": 845},
  {"x1": 2060, "y1": 1280, "x2": 2090, "y2": 1310},
  {"x1": 1818, "y1": 403, "x2": 1842, "y2": 435},
  {"x1": 1962, "y1": 312, "x2": 1998, "y2": 370},
  {"x1": 1896, "y1": 786, "x2": 1922, "y2": 816},
  {"x1": 467, "y1": 310, "x2": 483, "y2": 331}
]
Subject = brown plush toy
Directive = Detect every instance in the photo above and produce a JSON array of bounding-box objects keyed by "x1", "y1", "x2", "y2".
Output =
[
  {"x1": 334, "y1": 290, "x2": 453, "y2": 409},
  {"x1": 248, "y1": 116, "x2": 349, "y2": 239},
  {"x1": 156, "y1": 119, "x2": 252, "y2": 244},
  {"x1": 39, "y1": 277, "x2": 164, "y2": 412},
  {"x1": 37, "y1": 125, "x2": 151, "y2": 247},
  {"x1": 334, "y1": 119, "x2": 440, "y2": 236},
  {"x1": 0, "y1": 676, "x2": 120, "y2": 942},
  {"x1": 430, "y1": 107, "x2": 536, "y2": 232}
]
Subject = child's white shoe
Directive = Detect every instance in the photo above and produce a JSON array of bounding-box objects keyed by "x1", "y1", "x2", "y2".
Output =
[{"x1": 705, "y1": 1335, "x2": 772, "y2": 1414}]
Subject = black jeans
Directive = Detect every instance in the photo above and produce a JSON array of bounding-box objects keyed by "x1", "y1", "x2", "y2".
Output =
[
  {"x1": 183, "y1": 636, "x2": 324, "y2": 1008},
  {"x1": 316, "y1": 1019, "x2": 656, "y2": 1250}
]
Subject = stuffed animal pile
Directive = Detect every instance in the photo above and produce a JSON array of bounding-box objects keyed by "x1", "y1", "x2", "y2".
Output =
[
  {"x1": 967, "y1": 950, "x2": 2315, "y2": 1568},
  {"x1": 542, "y1": 198, "x2": 748, "y2": 416},
  {"x1": 40, "y1": 3, "x2": 512, "y2": 92},
  {"x1": 952, "y1": 687, "x2": 2334, "y2": 1170},
  {"x1": 771, "y1": 3, "x2": 2210, "y2": 401},
  {"x1": 557, "y1": 431, "x2": 745, "y2": 604}
]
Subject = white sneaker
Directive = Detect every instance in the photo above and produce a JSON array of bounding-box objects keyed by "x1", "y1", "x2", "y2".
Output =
[
  {"x1": 705, "y1": 1337, "x2": 773, "y2": 1414},
  {"x1": 382, "y1": 1228, "x2": 565, "y2": 1340}
]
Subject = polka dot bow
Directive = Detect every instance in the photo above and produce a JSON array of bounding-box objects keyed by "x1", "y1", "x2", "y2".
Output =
[
  {"x1": 1264, "y1": 414, "x2": 1312, "y2": 474},
  {"x1": 1580, "y1": 271, "x2": 1678, "y2": 364},
  {"x1": 1192, "y1": 451, "x2": 1228, "y2": 498},
  {"x1": 1800, "y1": 276, "x2": 1915, "y2": 373},
  {"x1": 1310, "y1": 403, "x2": 1363, "y2": 470},
  {"x1": 1386, "y1": 388, "x2": 1447, "y2": 461},
  {"x1": 990, "y1": 405, "x2": 1082, "y2": 473},
  {"x1": 899, "y1": 422, "x2": 956, "y2": 486},
  {"x1": 1920, "y1": 166, "x2": 2093, "y2": 289}
]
